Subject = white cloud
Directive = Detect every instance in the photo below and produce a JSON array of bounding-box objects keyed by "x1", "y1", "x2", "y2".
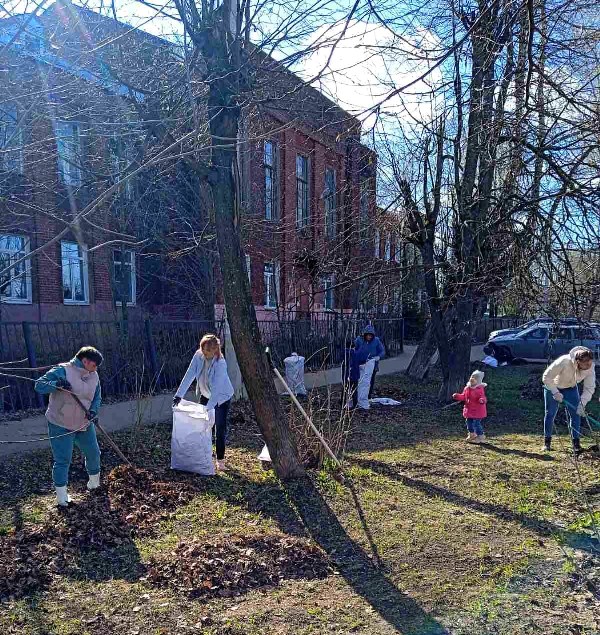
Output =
[{"x1": 296, "y1": 20, "x2": 444, "y2": 130}]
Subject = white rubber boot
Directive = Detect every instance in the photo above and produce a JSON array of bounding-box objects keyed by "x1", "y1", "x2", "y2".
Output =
[
  {"x1": 55, "y1": 486, "x2": 71, "y2": 507},
  {"x1": 87, "y1": 473, "x2": 100, "y2": 491}
]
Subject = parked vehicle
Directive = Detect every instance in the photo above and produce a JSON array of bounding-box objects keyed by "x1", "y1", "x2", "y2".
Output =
[
  {"x1": 488, "y1": 317, "x2": 580, "y2": 340},
  {"x1": 484, "y1": 324, "x2": 600, "y2": 362}
]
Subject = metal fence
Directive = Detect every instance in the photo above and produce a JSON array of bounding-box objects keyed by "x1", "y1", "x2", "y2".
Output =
[
  {"x1": 0, "y1": 319, "x2": 220, "y2": 414},
  {"x1": 0, "y1": 316, "x2": 404, "y2": 414},
  {"x1": 258, "y1": 314, "x2": 404, "y2": 372}
]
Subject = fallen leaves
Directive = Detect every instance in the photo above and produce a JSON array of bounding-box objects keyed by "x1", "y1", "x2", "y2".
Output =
[{"x1": 145, "y1": 535, "x2": 332, "y2": 599}]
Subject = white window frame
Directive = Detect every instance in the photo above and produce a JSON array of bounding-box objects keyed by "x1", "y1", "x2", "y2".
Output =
[
  {"x1": 61, "y1": 241, "x2": 89, "y2": 305},
  {"x1": 0, "y1": 235, "x2": 32, "y2": 304},
  {"x1": 324, "y1": 168, "x2": 336, "y2": 239},
  {"x1": 394, "y1": 235, "x2": 402, "y2": 263},
  {"x1": 322, "y1": 274, "x2": 334, "y2": 311},
  {"x1": 374, "y1": 229, "x2": 380, "y2": 258},
  {"x1": 264, "y1": 261, "x2": 280, "y2": 309},
  {"x1": 0, "y1": 103, "x2": 24, "y2": 174},
  {"x1": 245, "y1": 253, "x2": 251, "y2": 283},
  {"x1": 109, "y1": 133, "x2": 135, "y2": 200},
  {"x1": 384, "y1": 233, "x2": 391, "y2": 261},
  {"x1": 296, "y1": 155, "x2": 310, "y2": 229},
  {"x1": 56, "y1": 121, "x2": 82, "y2": 186},
  {"x1": 264, "y1": 140, "x2": 278, "y2": 220},
  {"x1": 112, "y1": 249, "x2": 136, "y2": 306}
]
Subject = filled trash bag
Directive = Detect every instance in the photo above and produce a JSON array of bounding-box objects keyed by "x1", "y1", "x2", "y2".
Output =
[
  {"x1": 171, "y1": 399, "x2": 215, "y2": 475},
  {"x1": 357, "y1": 358, "x2": 376, "y2": 409},
  {"x1": 284, "y1": 352, "x2": 308, "y2": 396}
]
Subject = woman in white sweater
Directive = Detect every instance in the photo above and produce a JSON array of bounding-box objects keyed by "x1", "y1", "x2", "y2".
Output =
[{"x1": 541, "y1": 346, "x2": 596, "y2": 452}]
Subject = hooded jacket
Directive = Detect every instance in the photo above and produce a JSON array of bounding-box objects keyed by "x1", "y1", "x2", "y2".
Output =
[
  {"x1": 542, "y1": 346, "x2": 596, "y2": 406},
  {"x1": 453, "y1": 378, "x2": 488, "y2": 420},
  {"x1": 354, "y1": 325, "x2": 385, "y2": 362}
]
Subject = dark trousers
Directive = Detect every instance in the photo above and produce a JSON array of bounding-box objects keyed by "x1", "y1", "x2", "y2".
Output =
[{"x1": 199, "y1": 396, "x2": 231, "y2": 460}]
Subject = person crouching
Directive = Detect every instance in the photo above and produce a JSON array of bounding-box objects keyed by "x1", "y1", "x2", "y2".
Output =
[
  {"x1": 453, "y1": 370, "x2": 488, "y2": 443},
  {"x1": 35, "y1": 346, "x2": 104, "y2": 507}
]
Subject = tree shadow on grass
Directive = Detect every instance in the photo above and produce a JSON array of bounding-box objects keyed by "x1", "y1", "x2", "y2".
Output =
[
  {"x1": 218, "y1": 470, "x2": 449, "y2": 635},
  {"x1": 353, "y1": 457, "x2": 600, "y2": 554},
  {"x1": 477, "y1": 442, "x2": 553, "y2": 461}
]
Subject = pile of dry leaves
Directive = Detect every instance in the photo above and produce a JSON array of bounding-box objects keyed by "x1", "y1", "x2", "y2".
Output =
[
  {"x1": 145, "y1": 535, "x2": 331, "y2": 599},
  {"x1": 0, "y1": 466, "x2": 332, "y2": 602}
]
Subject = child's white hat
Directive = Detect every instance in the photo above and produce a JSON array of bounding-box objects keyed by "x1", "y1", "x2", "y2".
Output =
[{"x1": 470, "y1": 370, "x2": 485, "y2": 383}]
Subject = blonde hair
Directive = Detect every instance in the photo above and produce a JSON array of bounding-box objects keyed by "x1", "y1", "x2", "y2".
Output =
[{"x1": 199, "y1": 333, "x2": 222, "y2": 359}]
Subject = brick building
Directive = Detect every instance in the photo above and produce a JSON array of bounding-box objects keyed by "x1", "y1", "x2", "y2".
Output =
[{"x1": 0, "y1": 2, "x2": 379, "y2": 324}]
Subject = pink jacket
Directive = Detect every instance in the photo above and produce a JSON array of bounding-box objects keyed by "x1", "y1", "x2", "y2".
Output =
[{"x1": 453, "y1": 384, "x2": 487, "y2": 419}]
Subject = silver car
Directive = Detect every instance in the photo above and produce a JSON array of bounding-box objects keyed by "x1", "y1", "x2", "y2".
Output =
[{"x1": 485, "y1": 325, "x2": 600, "y2": 361}]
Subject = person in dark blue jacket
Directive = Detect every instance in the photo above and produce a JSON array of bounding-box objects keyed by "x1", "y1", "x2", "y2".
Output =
[
  {"x1": 342, "y1": 345, "x2": 369, "y2": 409},
  {"x1": 354, "y1": 325, "x2": 385, "y2": 399}
]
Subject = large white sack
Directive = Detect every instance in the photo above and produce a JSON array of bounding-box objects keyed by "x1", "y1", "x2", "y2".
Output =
[
  {"x1": 171, "y1": 399, "x2": 215, "y2": 475},
  {"x1": 284, "y1": 353, "x2": 307, "y2": 396},
  {"x1": 357, "y1": 358, "x2": 376, "y2": 409}
]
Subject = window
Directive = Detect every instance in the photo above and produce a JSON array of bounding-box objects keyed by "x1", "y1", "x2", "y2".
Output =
[
  {"x1": 394, "y1": 235, "x2": 402, "y2": 263},
  {"x1": 112, "y1": 249, "x2": 136, "y2": 305},
  {"x1": 56, "y1": 121, "x2": 82, "y2": 186},
  {"x1": 321, "y1": 274, "x2": 334, "y2": 310},
  {"x1": 527, "y1": 327, "x2": 549, "y2": 339},
  {"x1": 0, "y1": 104, "x2": 23, "y2": 173},
  {"x1": 360, "y1": 180, "x2": 370, "y2": 237},
  {"x1": 264, "y1": 262, "x2": 279, "y2": 308},
  {"x1": 109, "y1": 134, "x2": 135, "y2": 200},
  {"x1": 245, "y1": 254, "x2": 251, "y2": 283},
  {"x1": 324, "y1": 168, "x2": 336, "y2": 239},
  {"x1": 296, "y1": 155, "x2": 309, "y2": 229},
  {"x1": 0, "y1": 235, "x2": 31, "y2": 303},
  {"x1": 264, "y1": 141, "x2": 279, "y2": 220},
  {"x1": 384, "y1": 233, "x2": 391, "y2": 261},
  {"x1": 61, "y1": 241, "x2": 88, "y2": 304},
  {"x1": 374, "y1": 229, "x2": 380, "y2": 258}
]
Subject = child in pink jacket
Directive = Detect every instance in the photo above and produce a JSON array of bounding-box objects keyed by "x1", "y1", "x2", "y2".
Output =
[{"x1": 453, "y1": 370, "x2": 488, "y2": 443}]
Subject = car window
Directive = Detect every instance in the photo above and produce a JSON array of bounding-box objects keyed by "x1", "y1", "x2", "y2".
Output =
[
  {"x1": 551, "y1": 327, "x2": 572, "y2": 340},
  {"x1": 527, "y1": 327, "x2": 548, "y2": 339}
]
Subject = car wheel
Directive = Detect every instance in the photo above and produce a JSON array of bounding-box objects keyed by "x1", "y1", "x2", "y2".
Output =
[
  {"x1": 498, "y1": 346, "x2": 514, "y2": 362},
  {"x1": 483, "y1": 344, "x2": 496, "y2": 356}
]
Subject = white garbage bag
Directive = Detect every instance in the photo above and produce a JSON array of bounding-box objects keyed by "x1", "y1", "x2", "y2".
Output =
[
  {"x1": 369, "y1": 397, "x2": 402, "y2": 406},
  {"x1": 284, "y1": 352, "x2": 307, "y2": 396},
  {"x1": 258, "y1": 444, "x2": 271, "y2": 462},
  {"x1": 357, "y1": 358, "x2": 376, "y2": 409},
  {"x1": 171, "y1": 399, "x2": 215, "y2": 475},
  {"x1": 482, "y1": 355, "x2": 498, "y2": 368}
]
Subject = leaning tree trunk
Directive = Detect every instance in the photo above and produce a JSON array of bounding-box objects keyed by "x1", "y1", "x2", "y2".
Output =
[
  {"x1": 406, "y1": 322, "x2": 437, "y2": 380},
  {"x1": 204, "y1": 29, "x2": 303, "y2": 480}
]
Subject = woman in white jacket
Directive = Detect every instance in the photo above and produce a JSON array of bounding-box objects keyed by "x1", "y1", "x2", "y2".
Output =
[
  {"x1": 541, "y1": 346, "x2": 596, "y2": 452},
  {"x1": 173, "y1": 334, "x2": 234, "y2": 470}
]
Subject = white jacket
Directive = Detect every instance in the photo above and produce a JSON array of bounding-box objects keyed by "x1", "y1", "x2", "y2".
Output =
[
  {"x1": 542, "y1": 348, "x2": 596, "y2": 406},
  {"x1": 175, "y1": 352, "x2": 234, "y2": 410}
]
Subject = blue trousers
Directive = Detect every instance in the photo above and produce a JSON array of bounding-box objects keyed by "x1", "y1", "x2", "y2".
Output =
[
  {"x1": 466, "y1": 419, "x2": 484, "y2": 436},
  {"x1": 543, "y1": 387, "x2": 580, "y2": 439},
  {"x1": 48, "y1": 421, "x2": 101, "y2": 487}
]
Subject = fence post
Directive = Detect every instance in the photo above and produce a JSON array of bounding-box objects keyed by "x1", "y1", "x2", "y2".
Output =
[
  {"x1": 144, "y1": 319, "x2": 161, "y2": 389},
  {"x1": 22, "y1": 322, "x2": 44, "y2": 408}
]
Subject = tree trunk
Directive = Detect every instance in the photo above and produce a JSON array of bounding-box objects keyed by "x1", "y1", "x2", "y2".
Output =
[
  {"x1": 406, "y1": 322, "x2": 437, "y2": 380},
  {"x1": 206, "y1": 50, "x2": 303, "y2": 480},
  {"x1": 438, "y1": 297, "x2": 474, "y2": 401}
]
